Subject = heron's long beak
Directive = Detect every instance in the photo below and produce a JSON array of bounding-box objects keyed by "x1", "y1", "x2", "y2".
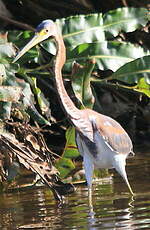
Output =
[{"x1": 13, "y1": 33, "x2": 45, "y2": 63}]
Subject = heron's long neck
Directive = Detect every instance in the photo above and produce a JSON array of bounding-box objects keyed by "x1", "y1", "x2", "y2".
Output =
[{"x1": 54, "y1": 33, "x2": 80, "y2": 119}]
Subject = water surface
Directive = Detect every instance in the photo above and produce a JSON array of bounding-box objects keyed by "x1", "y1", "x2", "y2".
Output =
[{"x1": 0, "y1": 152, "x2": 150, "y2": 230}]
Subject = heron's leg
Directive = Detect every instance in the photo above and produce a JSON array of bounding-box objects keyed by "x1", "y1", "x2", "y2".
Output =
[
  {"x1": 76, "y1": 133, "x2": 94, "y2": 206},
  {"x1": 83, "y1": 153, "x2": 94, "y2": 208},
  {"x1": 88, "y1": 186, "x2": 93, "y2": 208},
  {"x1": 113, "y1": 154, "x2": 134, "y2": 195}
]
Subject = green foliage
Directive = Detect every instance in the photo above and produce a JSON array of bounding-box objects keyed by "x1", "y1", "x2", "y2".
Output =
[
  {"x1": 56, "y1": 7, "x2": 147, "y2": 47},
  {"x1": 66, "y1": 41, "x2": 150, "y2": 71},
  {"x1": 71, "y1": 59, "x2": 95, "y2": 108},
  {"x1": 55, "y1": 127, "x2": 79, "y2": 178},
  {"x1": 109, "y1": 55, "x2": 150, "y2": 84},
  {"x1": 38, "y1": 7, "x2": 150, "y2": 99},
  {"x1": 64, "y1": 127, "x2": 79, "y2": 159},
  {"x1": 0, "y1": 36, "x2": 50, "y2": 125},
  {"x1": 55, "y1": 157, "x2": 75, "y2": 179},
  {"x1": 135, "y1": 78, "x2": 150, "y2": 97}
]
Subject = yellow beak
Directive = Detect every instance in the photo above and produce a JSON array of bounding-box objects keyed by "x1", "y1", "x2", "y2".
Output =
[{"x1": 13, "y1": 33, "x2": 46, "y2": 63}]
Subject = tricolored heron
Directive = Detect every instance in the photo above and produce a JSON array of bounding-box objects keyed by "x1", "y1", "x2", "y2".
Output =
[{"x1": 13, "y1": 20, "x2": 134, "y2": 202}]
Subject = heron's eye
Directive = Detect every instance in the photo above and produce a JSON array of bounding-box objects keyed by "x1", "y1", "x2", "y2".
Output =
[{"x1": 45, "y1": 29, "x2": 49, "y2": 33}]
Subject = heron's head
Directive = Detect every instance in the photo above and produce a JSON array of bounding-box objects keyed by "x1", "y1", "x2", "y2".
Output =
[{"x1": 13, "y1": 20, "x2": 57, "y2": 63}]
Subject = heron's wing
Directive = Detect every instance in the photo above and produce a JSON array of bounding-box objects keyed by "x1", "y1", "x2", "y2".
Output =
[{"x1": 93, "y1": 113, "x2": 133, "y2": 154}]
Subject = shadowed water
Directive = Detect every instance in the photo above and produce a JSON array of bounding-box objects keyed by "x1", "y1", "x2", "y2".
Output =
[{"x1": 0, "y1": 152, "x2": 150, "y2": 230}]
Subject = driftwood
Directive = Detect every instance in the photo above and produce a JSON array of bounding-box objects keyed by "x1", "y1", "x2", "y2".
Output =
[{"x1": 0, "y1": 122, "x2": 74, "y2": 201}]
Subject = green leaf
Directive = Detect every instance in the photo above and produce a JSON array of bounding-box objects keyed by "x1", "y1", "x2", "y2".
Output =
[
  {"x1": 19, "y1": 80, "x2": 51, "y2": 126},
  {"x1": 27, "y1": 76, "x2": 51, "y2": 118},
  {"x1": 134, "y1": 78, "x2": 150, "y2": 97},
  {"x1": 56, "y1": 7, "x2": 147, "y2": 48},
  {"x1": 63, "y1": 126, "x2": 79, "y2": 159},
  {"x1": 4, "y1": 64, "x2": 19, "y2": 86},
  {"x1": 109, "y1": 55, "x2": 150, "y2": 84},
  {"x1": 32, "y1": 77, "x2": 51, "y2": 116},
  {"x1": 66, "y1": 41, "x2": 150, "y2": 72},
  {"x1": 103, "y1": 7, "x2": 147, "y2": 38},
  {"x1": 26, "y1": 105, "x2": 51, "y2": 126},
  {"x1": 57, "y1": 13, "x2": 105, "y2": 47},
  {"x1": 147, "y1": 9, "x2": 150, "y2": 20},
  {"x1": 55, "y1": 127, "x2": 79, "y2": 178},
  {"x1": 71, "y1": 60, "x2": 95, "y2": 108},
  {"x1": 55, "y1": 157, "x2": 75, "y2": 178}
]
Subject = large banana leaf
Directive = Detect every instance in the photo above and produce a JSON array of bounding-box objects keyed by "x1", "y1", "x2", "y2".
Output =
[
  {"x1": 11, "y1": 7, "x2": 148, "y2": 75},
  {"x1": 109, "y1": 55, "x2": 150, "y2": 84},
  {"x1": 57, "y1": 13, "x2": 105, "y2": 46},
  {"x1": 56, "y1": 7, "x2": 147, "y2": 47},
  {"x1": 103, "y1": 7, "x2": 147, "y2": 38},
  {"x1": 40, "y1": 7, "x2": 147, "y2": 55},
  {"x1": 83, "y1": 54, "x2": 150, "y2": 98},
  {"x1": 66, "y1": 41, "x2": 150, "y2": 72},
  {"x1": 106, "y1": 55, "x2": 150, "y2": 97}
]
